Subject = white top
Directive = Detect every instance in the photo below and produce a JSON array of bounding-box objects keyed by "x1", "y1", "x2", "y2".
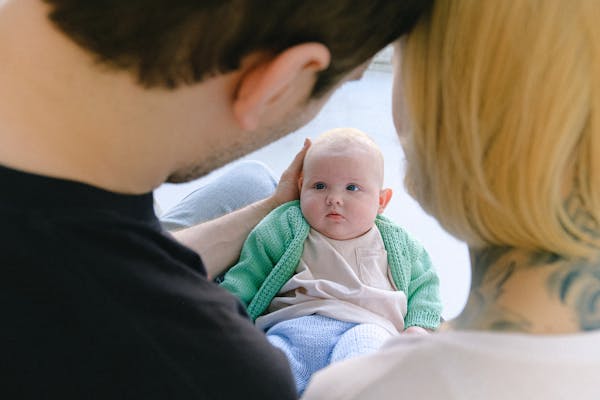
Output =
[
  {"x1": 255, "y1": 227, "x2": 407, "y2": 335},
  {"x1": 302, "y1": 329, "x2": 600, "y2": 400}
]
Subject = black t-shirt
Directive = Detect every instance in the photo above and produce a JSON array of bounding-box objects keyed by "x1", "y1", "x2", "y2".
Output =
[{"x1": 0, "y1": 165, "x2": 297, "y2": 399}]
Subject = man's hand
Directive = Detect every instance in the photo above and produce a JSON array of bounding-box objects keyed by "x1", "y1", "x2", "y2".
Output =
[
  {"x1": 270, "y1": 138, "x2": 311, "y2": 207},
  {"x1": 173, "y1": 138, "x2": 312, "y2": 278}
]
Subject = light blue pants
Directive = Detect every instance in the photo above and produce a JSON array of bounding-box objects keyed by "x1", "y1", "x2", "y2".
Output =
[
  {"x1": 159, "y1": 160, "x2": 277, "y2": 230},
  {"x1": 266, "y1": 315, "x2": 393, "y2": 394}
]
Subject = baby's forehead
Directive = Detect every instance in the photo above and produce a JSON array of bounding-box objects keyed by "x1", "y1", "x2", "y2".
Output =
[
  {"x1": 310, "y1": 128, "x2": 380, "y2": 153},
  {"x1": 305, "y1": 128, "x2": 385, "y2": 179},
  {"x1": 305, "y1": 141, "x2": 385, "y2": 183},
  {"x1": 307, "y1": 138, "x2": 382, "y2": 162}
]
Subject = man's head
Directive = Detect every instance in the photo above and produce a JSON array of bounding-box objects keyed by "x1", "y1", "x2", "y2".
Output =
[
  {"x1": 298, "y1": 128, "x2": 392, "y2": 240},
  {"x1": 43, "y1": 0, "x2": 431, "y2": 98},
  {"x1": 0, "y1": 0, "x2": 431, "y2": 194},
  {"x1": 396, "y1": 0, "x2": 600, "y2": 258}
]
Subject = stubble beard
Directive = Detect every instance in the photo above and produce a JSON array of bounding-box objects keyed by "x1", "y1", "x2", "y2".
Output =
[
  {"x1": 165, "y1": 104, "x2": 318, "y2": 184},
  {"x1": 166, "y1": 113, "x2": 305, "y2": 183}
]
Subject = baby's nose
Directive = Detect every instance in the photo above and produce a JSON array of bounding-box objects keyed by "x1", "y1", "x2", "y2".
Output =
[{"x1": 326, "y1": 193, "x2": 343, "y2": 205}]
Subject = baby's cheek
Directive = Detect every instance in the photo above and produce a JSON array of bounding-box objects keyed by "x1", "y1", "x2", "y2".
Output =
[{"x1": 300, "y1": 200, "x2": 319, "y2": 225}]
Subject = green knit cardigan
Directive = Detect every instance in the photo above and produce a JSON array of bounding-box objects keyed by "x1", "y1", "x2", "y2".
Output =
[{"x1": 220, "y1": 201, "x2": 442, "y2": 329}]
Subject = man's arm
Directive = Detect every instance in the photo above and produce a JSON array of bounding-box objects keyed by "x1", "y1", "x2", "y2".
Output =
[{"x1": 173, "y1": 139, "x2": 310, "y2": 279}]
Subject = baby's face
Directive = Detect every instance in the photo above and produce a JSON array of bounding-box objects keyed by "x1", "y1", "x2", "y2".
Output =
[{"x1": 299, "y1": 145, "x2": 384, "y2": 240}]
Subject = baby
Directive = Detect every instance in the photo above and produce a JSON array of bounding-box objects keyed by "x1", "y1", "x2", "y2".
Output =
[{"x1": 221, "y1": 127, "x2": 442, "y2": 393}]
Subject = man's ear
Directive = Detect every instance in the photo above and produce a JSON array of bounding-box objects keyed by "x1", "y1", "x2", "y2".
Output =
[
  {"x1": 232, "y1": 43, "x2": 331, "y2": 131},
  {"x1": 378, "y1": 188, "x2": 393, "y2": 214}
]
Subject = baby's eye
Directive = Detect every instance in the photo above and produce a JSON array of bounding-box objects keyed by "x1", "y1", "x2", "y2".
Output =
[
  {"x1": 314, "y1": 182, "x2": 326, "y2": 190},
  {"x1": 346, "y1": 184, "x2": 359, "y2": 192}
]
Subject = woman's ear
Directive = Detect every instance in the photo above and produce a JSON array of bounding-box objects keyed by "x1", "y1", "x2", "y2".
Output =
[
  {"x1": 232, "y1": 43, "x2": 331, "y2": 131},
  {"x1": 378, "y1": 188, "x2": 393, "y2": 213}
]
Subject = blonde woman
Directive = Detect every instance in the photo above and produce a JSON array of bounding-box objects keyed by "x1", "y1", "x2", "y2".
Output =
[{"x1": 303, "y1": 1, "x2": 600, "y2": 398}]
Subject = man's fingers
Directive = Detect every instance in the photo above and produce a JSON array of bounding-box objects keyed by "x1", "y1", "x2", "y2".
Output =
[{"x1": 287, "y1": 138, "x2": 311, "y2": 174}]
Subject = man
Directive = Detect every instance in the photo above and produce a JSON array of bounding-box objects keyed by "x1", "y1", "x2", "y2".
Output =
[{"x1": 0, "y1": 0, "x2": 431, "y2": 398}]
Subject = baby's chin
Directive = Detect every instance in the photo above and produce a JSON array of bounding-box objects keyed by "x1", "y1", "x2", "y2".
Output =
[{"x1": 316, "y1": 227, "x2": 373, "y2": 241}]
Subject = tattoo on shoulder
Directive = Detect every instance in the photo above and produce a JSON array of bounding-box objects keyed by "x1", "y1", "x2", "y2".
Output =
[
  {"x1": 549, "y1": 191, "x2": 600, "y2": 330},
  {"x1": 461, "y1": 247, "x2": 532, "y2": 332},
  {"x1": 461, "y1": 190, "x2": 600, "y2": 332},
  {"x1": 548, "y1": 260, "x2": 600, "y2": 331},
  {"x1": 565, "y1": 192, "x2": 600, "y2": 239}
]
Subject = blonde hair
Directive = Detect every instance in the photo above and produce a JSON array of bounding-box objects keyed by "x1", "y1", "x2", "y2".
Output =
[{"x1": 401, "y1": 0, "x2": 600, "y2": 258}]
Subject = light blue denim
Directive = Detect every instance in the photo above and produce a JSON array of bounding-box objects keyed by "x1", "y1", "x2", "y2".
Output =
[
  {"x1": 159, "y1": 160, "x2": 277, "y2": 230},
  {"x1": 266, "y1": 315, "x2": 392, "y2": 395}
]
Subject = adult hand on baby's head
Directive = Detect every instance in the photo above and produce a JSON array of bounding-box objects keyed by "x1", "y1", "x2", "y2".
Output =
[{"x1": 271, "y1": 138, "x2": 311, "y2": 207}]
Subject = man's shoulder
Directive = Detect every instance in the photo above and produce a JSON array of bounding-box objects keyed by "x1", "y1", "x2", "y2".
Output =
[{"x1": 3, "y1": 212, "x2": 297, "y2": 398}]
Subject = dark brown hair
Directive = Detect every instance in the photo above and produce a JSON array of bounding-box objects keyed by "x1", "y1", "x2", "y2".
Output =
[{"x1": 44, "y1": 0, "x2": 431, "y2": 96}]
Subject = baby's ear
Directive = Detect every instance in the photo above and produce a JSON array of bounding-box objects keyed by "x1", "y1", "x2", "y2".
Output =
[{"x1": 378, "y1": 188, "x2": 393, "y2": 213}]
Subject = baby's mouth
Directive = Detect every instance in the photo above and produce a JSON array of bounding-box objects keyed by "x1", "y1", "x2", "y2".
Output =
[{"x1": 326, "y1": 212, "x2": 344, "y2": 220}]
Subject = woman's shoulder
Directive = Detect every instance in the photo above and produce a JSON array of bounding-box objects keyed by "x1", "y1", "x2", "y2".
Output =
[{"x1": 302, "y1": 330, "x2": 600, "y2": 400}]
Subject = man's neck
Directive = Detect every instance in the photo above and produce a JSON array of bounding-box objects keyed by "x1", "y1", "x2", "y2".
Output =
[
  {"x1": 0, "y1": 0, "x2": 235, "y2": 194},
  {"x1": 0, "y1": 0, "x2": 162, "y2": 193},
  {"x1": 448, "y1": 245, "x2": 600, "y2": 334}
]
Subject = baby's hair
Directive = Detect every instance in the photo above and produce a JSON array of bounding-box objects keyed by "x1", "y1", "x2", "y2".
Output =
[
  {"x1": 312, "y1": 127, "x2": 382, "y2": 154},
  {"x1": 308, "y1": 127, "x2": 385, "y2": 185}
]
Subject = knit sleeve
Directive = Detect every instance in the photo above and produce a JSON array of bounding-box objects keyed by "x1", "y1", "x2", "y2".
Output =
[
  {"x1": 404, "y1": 245, "x2": 443, "y2": 329},
  {"x1": 376, "y1": 216, "x2": 443, "y2": 330},
  {"x1": 219, "y1": 203, "x2": 297, "y2": 307}
]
